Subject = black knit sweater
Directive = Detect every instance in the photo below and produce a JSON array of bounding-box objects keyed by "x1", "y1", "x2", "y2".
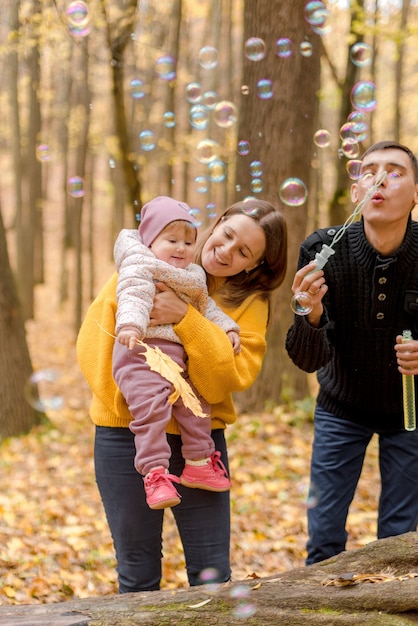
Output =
[{"x1": 286, "y1": 217, "x2": 418, "y2": 431}]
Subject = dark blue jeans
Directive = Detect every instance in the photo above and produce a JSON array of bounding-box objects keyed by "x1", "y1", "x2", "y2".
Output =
[
  {"x1": 94, "y1": 426, "x2": 231, "y2": 592},
  {"x1": 306, "y1": 406, "x2": 418, "y2": 565}
]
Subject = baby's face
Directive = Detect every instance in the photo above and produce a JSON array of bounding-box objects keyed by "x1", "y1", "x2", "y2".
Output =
[{"x1": 150, "y1": 222, "x2": 197, "y2": 269}]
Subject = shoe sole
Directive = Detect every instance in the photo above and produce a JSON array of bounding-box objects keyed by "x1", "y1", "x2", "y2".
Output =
[
  {"x1": 148, "y1": 497, "x2": 181, "y2": 510},
  {"x1": 180, "y1": 478, "x2": 231, "y2": 492}
]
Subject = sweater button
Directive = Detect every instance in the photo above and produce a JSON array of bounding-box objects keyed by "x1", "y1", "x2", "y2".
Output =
[
  {"x1": 378, "y1": 293, "x2": 386, "y2": 301},
  {"x1": 376, "y1": 312, "x2": 384, "y2": 320},
  {"x1": 378, "y1": 277, "x2": 387, "y2": 284}
]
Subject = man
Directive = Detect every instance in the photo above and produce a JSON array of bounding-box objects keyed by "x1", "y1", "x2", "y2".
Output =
[{"x1": 286, "y1": 140, "x2": 418, "y2": 564}]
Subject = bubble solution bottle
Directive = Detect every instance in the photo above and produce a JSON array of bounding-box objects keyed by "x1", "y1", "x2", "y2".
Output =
[{"x1": 402, "y1": 330, "x2": 416, "y2": 432}]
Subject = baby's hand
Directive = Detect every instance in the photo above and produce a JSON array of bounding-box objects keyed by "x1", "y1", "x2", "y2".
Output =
[
  {"x1": 227, "y1": 330, "x2": 241, "y2": 355},
  {"x1": 117, "y1": 327, "x2": 141, "y2": 350}
]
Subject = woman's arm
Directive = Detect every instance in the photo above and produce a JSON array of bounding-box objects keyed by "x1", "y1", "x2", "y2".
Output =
[{"x1": 174, "y1": 294, "x2": 268, "y2": 404}]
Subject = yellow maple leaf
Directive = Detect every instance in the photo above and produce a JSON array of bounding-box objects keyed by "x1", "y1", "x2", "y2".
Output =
[{"x1": 136, "y1": 340, "x2": 208, "y2": 418}]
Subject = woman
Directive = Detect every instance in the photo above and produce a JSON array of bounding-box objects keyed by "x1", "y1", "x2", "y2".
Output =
[{"x1": 76, "y1": 199, "x2": 287, "y2": 593}]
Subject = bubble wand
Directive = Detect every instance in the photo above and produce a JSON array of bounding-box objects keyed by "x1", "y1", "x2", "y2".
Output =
[
  {"x1": 402, "y1": 330, "x2": 416, "y2": 431},
  {"x1": 291, "y1": 170, "x2": 388, "y2": 316}
]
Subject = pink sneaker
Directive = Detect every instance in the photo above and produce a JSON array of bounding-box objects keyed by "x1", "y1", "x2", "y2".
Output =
[
  {"x1": 180, "y1": 452, "x2": 231, "y2": 492},
  {"x1": 144, "y1": 468, "x2": 181, "y2": 509}
]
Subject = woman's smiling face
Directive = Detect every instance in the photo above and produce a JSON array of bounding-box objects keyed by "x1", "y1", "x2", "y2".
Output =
[{"x1": 201, "y1": 213, "x2": 266, "y2": 278}]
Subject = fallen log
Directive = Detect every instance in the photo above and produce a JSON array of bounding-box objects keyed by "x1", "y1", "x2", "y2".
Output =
[{"x1": 0, "y1": 532, "x2": 417, "y2": 626}]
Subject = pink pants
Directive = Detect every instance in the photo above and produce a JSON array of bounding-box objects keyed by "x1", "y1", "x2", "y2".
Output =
[{"x1": 112, "y1": 338, "x2": 214, "y2": 475}]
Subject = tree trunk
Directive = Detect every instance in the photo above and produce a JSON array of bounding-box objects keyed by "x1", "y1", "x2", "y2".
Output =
[
  {"x1": 235, "y1": 0, "x2": 321, "y2": 410},
  {"x1": 328, "y1": 0, "x2": 366, "y2": 226},
  {"x1": 1, "y1": 533, "x2": 417, "y2": 625},
  {"x1": 27, "y1": 0, "x2": 44, "y2": 289},
  {"x1": 0, "y1": 207, "x2": 42, "y2": 438},
  {"x1": 103, "y1": 0, "x2": 142, "y2": 216},
  {"x1": 394, "y1": 0, "x2": 411, "y2": 142},
  {"x1": 71, "y1": 40, "x2": 91, "y2": 332}
]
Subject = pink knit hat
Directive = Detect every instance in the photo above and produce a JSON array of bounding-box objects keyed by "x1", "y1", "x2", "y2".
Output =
[{"x1": 138, "y1": 196, "x2": 198, "y2": 247}]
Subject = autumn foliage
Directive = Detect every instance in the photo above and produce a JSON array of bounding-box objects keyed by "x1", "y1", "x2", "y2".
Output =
[{"x1": 0, "y1": 291, "x2": 381, "y2": 605}]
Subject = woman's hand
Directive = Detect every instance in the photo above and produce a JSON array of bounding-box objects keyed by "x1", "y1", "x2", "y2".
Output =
[
  {"x1": 291, "y1": 261, "x2": 327, "y2": 327},
  {"x1": 395, "y1": 336, "x2": 418, "y2": 375},
  {"x1": 149, "y1": 282, "x2": 189, "y2": 326}
]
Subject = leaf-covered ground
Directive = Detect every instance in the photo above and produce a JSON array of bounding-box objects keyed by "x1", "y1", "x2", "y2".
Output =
[{"x1": 0, "y1": 281, "x2": 381, "y2": 605}]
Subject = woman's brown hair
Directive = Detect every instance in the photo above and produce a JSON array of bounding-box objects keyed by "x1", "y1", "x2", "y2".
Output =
[{"x1": 195, "y1": 199, "x2": 287, "y2": 308}]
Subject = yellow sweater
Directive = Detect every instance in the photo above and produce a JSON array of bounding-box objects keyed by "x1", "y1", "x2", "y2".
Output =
[{"x1": 76, "y1": 272, "x2": 268, "y2": 433}]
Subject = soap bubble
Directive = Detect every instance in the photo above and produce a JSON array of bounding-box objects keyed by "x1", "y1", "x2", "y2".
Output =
[
  {"x1": 242, "y1": 203, "x2": 260, "y2": 216},
  {"x1": 279, "y1": 177, "x2": 308, "y2": 206},
  {"x1": 139, "y1": 130, "x2": 156, "y2": 151},
  {"x1": 250, "y1": 178, "x2": 263, "y2": 193},
  {"x1": 213, "y1": 101, "x2": 238, "y2": 128},
  {"x1": 305, "y1": 0, "x2": 331, "y2": 35},
  {"x1": 199, "y1": 567, "x2": 218, "y2": 583},
  {"x1": 298, "y1": 481, "x2": 320, "y2": 508},
  {"x1": 202, "y1": 90, "x2": 218, "y2": 109},
  {"x1": 350, "y1": 42, "x2": 372, "y2": 67},
  {"x1": 257, "y1": 78, "x2": 273, "y2": 100},
  {"x1": 347, "y1": 111, "x2": 367, "y2": 124},
  {"x1": 230, "y1": 585, "x2": 256, "y2": 619},
  {"x1": 206, "y1": 203, "x2": 217, "y2": 219},
  {"x1": 351, "y1": 81, "x2": 377, "y2": 112},
  {"x1": 249, "y1": 160, "x2": 263, "y2": 177},
  {"x1": 185, "y1": 82, "x2": 203, "y2": 104},
  {"x1": 275, "y1": 37, "x2": 292, "y2": 58},
  {"x1": 194, "y1": 175, "x2": 209, "y2": 193},
  {"x1": 306, "y1": 482, "x2": 321, "y2": 508},
  {"x1": 313, "y1": 129, "x2": 331, "y2": 148},
  {"x1": 189, "y1": 105, "x2": 209, "y2": 130},
  {"x1": 155, "y1": 55, "x2": 176, "y2": 81},
  {"x1": 233, "y1": 603, "x2": 257, "y2": 619},
  {"x1": 196, "y1": 139, "x2": 220, "y2": 163},
  {"x1": 25, "y1": 369, "x2": 64, "y2": 412},
  {"x1": 237, "y1": 140, "x2": 250, "y2": 156},
  {"x1": 304, "y1": 0, "x2": 328, "y2": 25},
  {"x1": 208, "y1": 159, "x2": 226, "y2": 183},
  {"x1": 67, "y1": 176, "x2": 84, "y2": 197},
  {"x1": 163, "y1": 111, "x2": 176, "y2": 128},
  {"x1": 347, "y1": 111, "x2": 368, "y2": 137},
  {"x1": 129, "y1": 78, "x2": 145, "y2": 99},
  {"x1": 244, "y1": 37, "x2": 266, "y2": 61},
  {"x1": 346, "y1": 159, "x2": 362, "y2": 180},
  {"x1": 66, "y1": 1, "x2": 90, "y2": 37},
  {"x1": 339, "y1": 122, "x2": 356, "y2": 140},
  {"x1": 189, "y1": 207, "x2": 203, "y2": 227},
  {"x1": 290, "y1": 292, "x2": 313, "y2": 315},
  {"x1": 198, "y1": 567, "x2": 221, "y2": 593},
  {"x1": 341, "y1": 138, "x2": 360, "y2": 158},
  {"x1": 36, "y1": 144, "x2": 51, "y2": 162},
  {"x1": 198, "y1": 46, "x2": 218, "y2": 69},
  {"x1": 300, "y1": 41, "x2": 313, "y2": 57},
  {"x1": 305, "y1": 0, "x2": 330, "y2": 34}
]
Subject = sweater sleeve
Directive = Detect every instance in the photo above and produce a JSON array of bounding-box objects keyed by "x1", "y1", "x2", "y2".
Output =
[
  {"x1": 114, "y1": 229, "x2": 155, "y2": 336},
  {"x1": 285, "y1": 237, "x2": 334, "y2": 373},
  {"x1": 173, "y1": 294, "x2": 268, "y2": 404},
  {"x1": 285, "y1": 314, "x2": 333, "y2": 373}
]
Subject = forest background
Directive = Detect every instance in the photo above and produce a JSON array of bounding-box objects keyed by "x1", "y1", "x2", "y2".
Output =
[{"x1": 0, "y1": 0, "x2": 417, "y2": 606}]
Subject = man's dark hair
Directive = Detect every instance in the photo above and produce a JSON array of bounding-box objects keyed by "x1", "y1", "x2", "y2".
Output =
[{"x1": 361, "y1": 140, "x2": 418, "y2": 183}]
